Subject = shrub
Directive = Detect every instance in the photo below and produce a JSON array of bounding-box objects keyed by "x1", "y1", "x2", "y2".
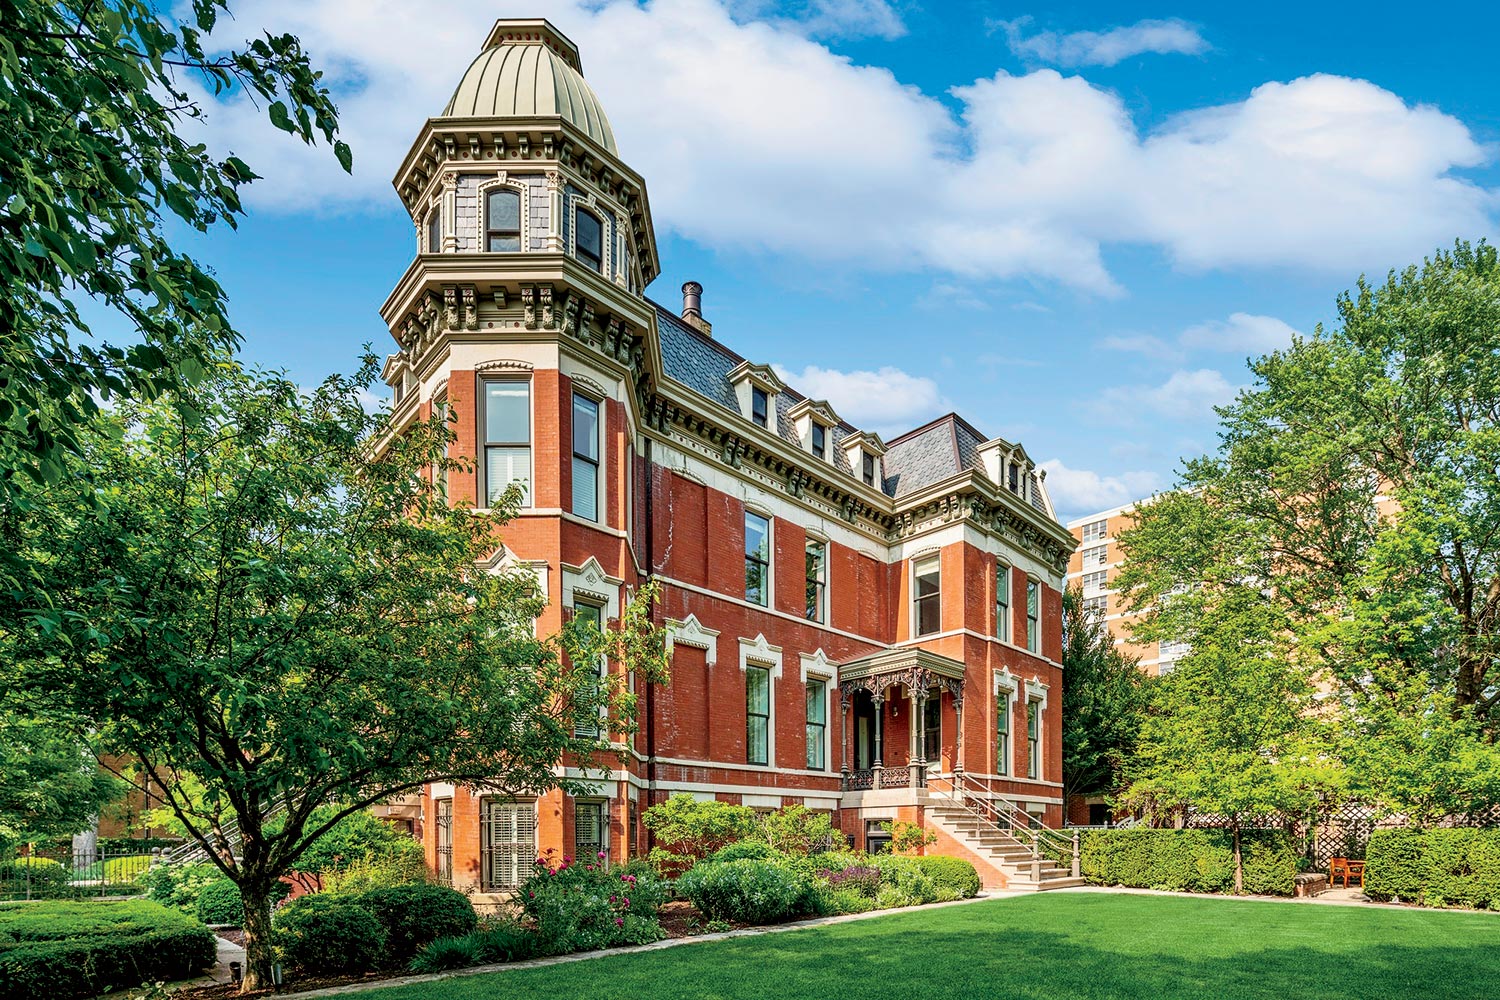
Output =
[
  {"x1": 271, "y1": 806, "x2": 424, "y2": 891},
  {"x1": 869, "y1": 856, "x2": 943, "y2": 906},
  {"x1": 1366, "y1": 828, "x2": 1500, "y2": 908},
  {"x1": 519, "y1": 857, "x2": 667, "y2": 955},
  {"x1": 273, "y1": 894, "x2": 387, "y2": 975},
  {"x1": 101, "y1": 855, "x2": 154, "y2": 884},
  {"x1": 908, "y1": 856, "x2": 981, "y2": 899},
  {"x1": 1076, "y1": 829, "x2": 1296, "y2": 896},
  {"x1": 320, "y1": 853, "x2": 430, "y2": 896},
  {"x1": 357, "y1": 883, "x2": 477, "y2": 966},
  {"x1": 754, "y1": 805, "x2": 847, "y2": 855},
  {"x1": 408, "y1": 916, "x2": 539, "y2": 973},
  {"x1": 0, "y1": 900, "x2": 216, "y2": 1000},
  {"x1": 881, "y1": 820, "x2": 937, "y2": 855},
  {"x1": 823, "y1": 887, "x2": 876, "y2": 914},
  {"x1": 822, "y1": 865, "x2": 881, "y2": 898},
  {"x1": 0, "y1": 857, "x2": 71, "y2": 899},
  {"x1": 704, "y1": 840, "x2": 778, "y2": 865},
  {"x1": 194, "y1": 879, "x2": 244, "y2": 925},
  {"x1": 642, "y1": 795, "x2": 757, "y2": 873},
  {"x1": 138, "y1": 863, "x2": 224, "y2": 912},
  {"x1": 676, "y1": 859, "x2": 821, "y2": 925}
]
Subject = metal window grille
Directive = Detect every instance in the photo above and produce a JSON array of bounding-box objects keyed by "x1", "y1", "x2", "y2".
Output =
[
  {"x1": 574, "y1": 800, "x2": 606, "y2": 862},
  {"x1": 480, "y1": 799, "x2": 535, "y2": 892},
  {"x1": 435, "y1": 798, "x2": 453, "y2": 879}
]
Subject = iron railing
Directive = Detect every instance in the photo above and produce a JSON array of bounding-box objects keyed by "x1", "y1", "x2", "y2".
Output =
[
  {"x1": 931, "y1": 771, "x2": 1080, "y2": 879},
  {"x1": 1, "y1": 846, "x2": 162, "y2": 901}
]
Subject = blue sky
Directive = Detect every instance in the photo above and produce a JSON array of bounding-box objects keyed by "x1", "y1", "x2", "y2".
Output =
[{"x1": 172, "y1": 0, "x2": 1500, "y2": 520}]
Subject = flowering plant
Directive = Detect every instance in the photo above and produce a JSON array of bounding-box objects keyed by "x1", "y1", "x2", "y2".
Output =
[{"x1": 517, "y1": 850, "x2": 666, "y2": 953}]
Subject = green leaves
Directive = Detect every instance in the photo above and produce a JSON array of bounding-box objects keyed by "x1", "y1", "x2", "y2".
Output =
[{"x1": 0, "y1": 0, "x2": 349, "y2": 513}]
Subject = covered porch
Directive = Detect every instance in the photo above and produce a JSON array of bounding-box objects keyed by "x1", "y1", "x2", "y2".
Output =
[{"x1": 838, "y1": 648, "x2": 966, "y2": 793}]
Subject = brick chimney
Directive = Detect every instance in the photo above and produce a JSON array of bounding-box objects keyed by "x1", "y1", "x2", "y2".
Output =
[{"x1": 681, "y1": 281, "x2": 712, "y2": 337}]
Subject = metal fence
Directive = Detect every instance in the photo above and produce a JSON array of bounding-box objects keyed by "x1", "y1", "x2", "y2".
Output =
[{"x1": 0, "y1": 846, "x2": 163, "y2": 901}]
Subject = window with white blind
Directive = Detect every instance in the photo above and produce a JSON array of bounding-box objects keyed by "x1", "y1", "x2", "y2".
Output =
[
  {"x1": 571, "y1": 393, "x2": 600, "y2": 521},
  {"x1": 1026, "y1": 580, "x2": 1040, "y2": 654},
  {"x1": 1082, "y1": 544, "x2": 1107, "y2": 567},
  {"x1": 913, "y1": 555, "x2": 941, "y2": 637},
  {"x1": 481, "y1": 380, "x2": 530, "y2": 507},
  {"x1": 574, "y1": 800, "x2": 606, "y2": 862},
  {"x1": 1082, "y1": 570, "x2": 1109, "y2": 594},
  {"x1": 1080, "y1": 519, "x2": 1108, "y2": 543},
  {"x1": 480, "y1": 798, "x2": 535, "y2": 891},
  {"x1": 572, "y1": 602, "x2": 606, "y2": 739},
  {"x1": 1082, "y1": 595, "x2": 1108, "y2": 619}
]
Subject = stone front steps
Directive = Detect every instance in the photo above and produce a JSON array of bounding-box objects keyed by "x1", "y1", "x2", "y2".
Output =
[{"x1": 926, "y1": 803, "x2": 1088, "y2": 892}]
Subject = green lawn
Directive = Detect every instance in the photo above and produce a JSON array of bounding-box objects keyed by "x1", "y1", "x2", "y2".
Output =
[{"x1": 353, "y1": 893, "x2": 1500, "y2": 1000}]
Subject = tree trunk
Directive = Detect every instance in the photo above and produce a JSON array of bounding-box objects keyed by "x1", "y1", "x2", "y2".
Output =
[
  {"x1": 1232, "y1": 824, "x2": 1244, "y2": 895},
  {"x1": 239, "y1": 878, "x2": 277, "y2": 992}
]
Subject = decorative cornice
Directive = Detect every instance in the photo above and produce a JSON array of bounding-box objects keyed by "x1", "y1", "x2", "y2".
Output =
[{"x1": 475, "y1": 359, "x2": 534, "y2": 373}]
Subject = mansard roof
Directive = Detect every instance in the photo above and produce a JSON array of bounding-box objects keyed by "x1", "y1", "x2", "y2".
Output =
[{"x1": 652, "y1": 301, "x2": 1050, "y2": 514}]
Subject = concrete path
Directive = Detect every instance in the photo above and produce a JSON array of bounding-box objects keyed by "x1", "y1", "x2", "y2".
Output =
[{"x1": 209, "y1": 934, "x2": 246, "y2": 984}]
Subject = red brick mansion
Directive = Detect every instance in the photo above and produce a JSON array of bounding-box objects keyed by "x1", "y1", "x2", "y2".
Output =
[{"x1": 382, "y1": 20, "x2": 1078, "y2": 896}]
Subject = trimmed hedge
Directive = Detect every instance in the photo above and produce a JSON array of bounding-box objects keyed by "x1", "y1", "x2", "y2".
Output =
[
  {"x1": 909, "y1": 856, "x2": 982, "y2": 899},
  {"x1": 675, "y1": 859, "x2": 822, "y2": 925},
  {"x1": 1365, "y1": 829, "x2": 1500, "y2": 908},
  {"x1": 357, "y1": 883, "x2": 477, "y2": 966},
  {"x1": 0, "y1": 900, "x2": 216, "y2": 1000},
  {"x1": 274, "y1": 894, "x2": 387, "y2": 975},
  {"x1": 1076, "y1": 829, "x2": 1298, "y2": 896},
  {"x1": 194, "y1": 879, "x2": 244, "y2": 925}
]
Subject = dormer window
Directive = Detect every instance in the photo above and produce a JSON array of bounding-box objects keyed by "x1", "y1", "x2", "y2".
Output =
[
  {"x1": 486, "y1": 189, "x2": 521, "y2": 252},
  {"x1": 812, "y1": 423, "x2": 826, "y2": 458},
  {"x1": 1008, "y1": 461, "x2": 1020, "y2": 492},
  {"x1": 427, "y1": 208, "x2": 441, "y2": 254},
  {"x1": 862, "y1": 453, "x2": 876, "y2": 487},
  {"x1": 751, "y1": 388, "x2": 769, "y2": 428},
  {"x1": 576, "y1": 208, "x2": 603, "y2": 272}
]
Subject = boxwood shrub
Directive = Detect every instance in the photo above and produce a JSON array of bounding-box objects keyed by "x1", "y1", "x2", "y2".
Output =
[
  {"x1": 1365, "y1": 828, "x2": 1500, "y2": 908},
  {"x1": 1077, "y1": 829, "x2": 1297, "y2": 896},
  {"x1": 273, "y1": 894, "x2": 387, "y2": 975},
  {"x1": 675, "y1": 859, "x2": 822, "y2": 925},
  {"x1": 908, "y1": 856, "x2": 982, "y2": 899},
  {"x1": 0, "y1": 899, "x2": 216, "y2": 1000},
  {"x1": 357, "y1": 883, "x2": 477, "y2": 966},
  {"x1": 194, "y1": 879, "x2": 244, "y2": 925}
]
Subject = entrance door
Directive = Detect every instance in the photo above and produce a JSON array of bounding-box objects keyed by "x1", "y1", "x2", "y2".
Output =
[{"x1": 853, "y1": 692, "x2": 876, "y2": 769}]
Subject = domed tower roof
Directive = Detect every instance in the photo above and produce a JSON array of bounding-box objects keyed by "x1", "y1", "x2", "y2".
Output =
[{"x1": 442, "y1": 19, "x2": 616, "y2": 154}]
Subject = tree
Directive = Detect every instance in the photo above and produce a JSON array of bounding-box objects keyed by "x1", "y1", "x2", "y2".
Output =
[
  {"x1": 1118, "y1": 587, "x2": 1338, "y2": 892},
  {"x1": 1060, "y1": 586, "x2": 1145, "y2": 806},
  {"x1": 5, "y1": 361, "x2": 666, "y2": 991},
  {"x1": 1117, "y1": 239, "x2": 1500, "y2": 820},
  {"x1": 0, "y1": 0, "x2": 348, "y2": 507},
  {"x1": 0, "y1": 713, "x2": 119, "y2": 851}
]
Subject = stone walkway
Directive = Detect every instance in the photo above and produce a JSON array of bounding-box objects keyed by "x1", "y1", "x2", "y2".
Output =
[{"x1": 209, "y1": 934, "x2": 247, "y2": 984}]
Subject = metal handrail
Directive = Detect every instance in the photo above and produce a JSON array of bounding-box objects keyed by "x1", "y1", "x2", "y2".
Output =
[
  {"x1": 159, "y1": 798, "x2": 292, "y2": 865},
  {"x1": 932, "y1": 771, "x2": 1079, "y2": 877}
]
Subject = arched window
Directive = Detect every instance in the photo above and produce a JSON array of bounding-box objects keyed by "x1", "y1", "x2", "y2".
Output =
[
  {"x1": 575, "y1": 207, "x2": 602, "y2": 272},
  {"x1": 427, "y1": 208, "x2": 441, "y2": 253},
  {"x1": 485, "y1": 189, "x2": 521, "y2": 252}
]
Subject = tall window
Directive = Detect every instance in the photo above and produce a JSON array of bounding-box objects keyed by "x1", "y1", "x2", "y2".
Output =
[
  {"x1": 995, "y1": 699, "x2": 1010, "y2": 776},
  {"x1": 575, "y1": 207, "x2": 603, "y2": 272},
  {"x1": 996, "y1": 563, "x2": 1011, "y2": 642},
  {"x1": 751, "y1": 387, "x2": 769, "y2": 428},
  {"x1": 572, "y1": 602, "x2": 605, "y2": 739},
  {"x1": 574, "y1": 800, "x2": 605, "y2": 862},
  {"x1": 434, "y1": 798, "x2": 453, "y2": 877},
  {"x1": 913, "y1": 555, "x2": 941, "y2": 636},
  {"x1": 1026, "y1": 580, "x2": 1040, "y2": 653},
  {"x1": 1026, "y1": 702, "x2": 1040, "y2": 779},
  {"x1": 485, "y1": 188, "x2": 521, "y2": 252},
  {"x1": 746, "y1": 665, "x2": 770, "y2": 765},
  {"x1": 483, "y1": 380, "x2": 530, "y2": 506},
  {"x1": 811, "y1": 423, "x2": 826, "y2": 458},
  {"x1": 862, "y1": 453, "x2": 877, "y2": 487},
  {"x1": 1008, "y1": 461, "x2": 1020, "y2": 492},
  {"x1": 427, "y1": 208, "x2": 442, "y2": 253},
  {"x1": 923, "y1": 696, "x2": 941, "y2": 763},
  {"x1": 431, "y1": 395, "x2": 449, "y2": 503},
  {"x1": 804, "y1": 540, "x2": 826, "y2": 622},
  {"x1": 805, "y1": 680, "x2": 826, "y2": 770},
  {"x1": 571, "y1": 393, "x2": 600, "y2": 521},
  {"x1": 480, "y1": 798, "x2": 534, "y2": 891},
  {"x1": 745, "y1": 512, "x2": 771, "y2": 607}
]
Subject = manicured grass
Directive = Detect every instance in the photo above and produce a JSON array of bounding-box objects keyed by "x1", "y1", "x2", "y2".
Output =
[{"x1": 354, "y1": 892, "x2": 1500, "y2": 1000}]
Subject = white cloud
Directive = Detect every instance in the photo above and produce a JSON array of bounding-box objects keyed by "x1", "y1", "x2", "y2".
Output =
[
  {"x1": 1180, "y1": 312, "x2": 1301, "y2": 354},
  {"x1": 191, "y1": 1, "x2": 1497, "y2": 292},
  {"x1": 772, "y1": 363, "x2": 947, "y2": 436},
  {"x1": 1098, "y1": 368, "x2": 1239, "y2": 422},
  {"x1": 997, "y1": 16, "x2": 1209, "y2": 67},
  {"x1": 1099, "y1": 333, "x2": 1183, "y2": 360},
  {"x1": 1039, "y1": 458, "x2": 1161, "y2": 515},
  {"x1": 732, "y1": 0, "x2": 907, "y2": 40}
]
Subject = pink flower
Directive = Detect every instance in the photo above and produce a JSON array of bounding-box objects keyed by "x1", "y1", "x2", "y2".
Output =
[
  {"x1": 615, "y1": 918, "x2": 623, "y2": 926},
  {"x1": 610, "y1": 895, "x2": 617, "y2": 903},
  {"x1": 564, "y1": 856, "x2": 572, "y2": 864},
  {"x1": 622, "y1": 898, "x2": 630, "y2": 907},
  {"x1": 598, "y1": 851, "x2": 606, "y2": 859}
]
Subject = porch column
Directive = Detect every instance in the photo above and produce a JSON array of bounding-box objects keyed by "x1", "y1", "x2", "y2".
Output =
[
  {"x1": 912, "y1": 686, "x2": 928, "y2": 790},
  {"x1": 953, "y1": 686, "x2": 965, "y2": 781},
  {"x1": 873, "y1": 693, "x2": 884, "y2": 788},
  {"x1": 840, "y1": 690, "x2": 851, "y2": 789}
]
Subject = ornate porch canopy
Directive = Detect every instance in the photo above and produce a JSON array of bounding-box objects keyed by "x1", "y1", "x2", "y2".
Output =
[{"x1": 838, "y1": 647, "x2": 965, "y2": 701}]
